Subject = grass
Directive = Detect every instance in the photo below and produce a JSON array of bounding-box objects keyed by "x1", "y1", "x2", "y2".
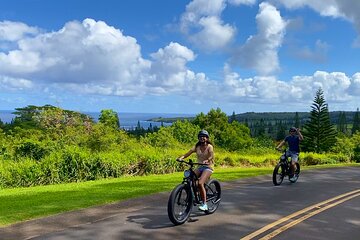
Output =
[{"x1": 0, "y1": 164, "x2": 358, "y2": 227}]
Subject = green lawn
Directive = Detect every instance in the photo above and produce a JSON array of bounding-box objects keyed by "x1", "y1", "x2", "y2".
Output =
[{"x1": 0, "y1": 164, "x2": 358, "y2": 227}]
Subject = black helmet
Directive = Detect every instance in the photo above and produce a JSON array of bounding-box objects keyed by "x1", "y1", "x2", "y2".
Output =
[
  {"x1": 289, "y1": 127, "x2": 297, "y2": 132},
  {"x1": 198, "y1": 129, "x2": 209, "y2": 138}
]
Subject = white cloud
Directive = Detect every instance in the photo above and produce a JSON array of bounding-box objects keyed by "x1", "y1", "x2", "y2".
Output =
[
  {"x1": 271, "y1": 0, "x2": 342, "y2": 17},
  {"x1": 149, "y1": 42, "x2": 196, "y2": 91},
  {"x1": 0, "y1": 20, "x2": 39, "y2": 41},
  {"x1": 273, "y1": 0, "x2": 360, "y2": 48},
  {"x1": 0, "y1": 19, "x2": 208, "y2": 98},
  {"x1": 222, "y1": 66, "x2": 357, "y2": 106},
  {"x1": 230, "y1": 2, "x2": 287, "y2": 75},
  {"x1": 180, "y1": 0, "x2": 236, "y2": 51},
  {"x1": 188, "y1": 16, "x2": 236, "y2": 51},
  {"x1": 0, "y1": 19, "x2": 152, "y2": 96},
  {"x1": 1, "y1": 17, "x2": 360, "y2": 112},
  {"x1": 0, "y1": 75, "x2": 33, "y2": 91},
  {"x1": 228, "y1": 0, "x2": 257, "y2": 6},
  {"x1": 349, "y1": 73, "x2": 360, "y2": 95}
]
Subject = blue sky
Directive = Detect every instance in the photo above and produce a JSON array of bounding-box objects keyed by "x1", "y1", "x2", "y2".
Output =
[{"x1": 1, "y1": 0, "x2": 360, "y2": 115}]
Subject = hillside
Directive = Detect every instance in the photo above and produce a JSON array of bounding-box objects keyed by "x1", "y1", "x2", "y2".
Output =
[{"x1": 149, "y1": 111, "x2": 358, "y2": 124}]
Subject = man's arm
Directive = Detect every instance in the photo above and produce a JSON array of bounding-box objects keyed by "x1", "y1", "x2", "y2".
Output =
[
  {"x1": 276, "y1": 140, "x2": 285, "y2": 150},
  {"x1": 297, "y1": 128, "x2": 303, "y2": 141}
]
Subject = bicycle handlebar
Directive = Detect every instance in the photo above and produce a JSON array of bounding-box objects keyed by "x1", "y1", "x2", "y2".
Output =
[
  {"x1": 275, "y1": 148, "x2": 287, "y2": 153},
  {"x1": 176, "y1": 158, "x2": 209, "y2": 166}
]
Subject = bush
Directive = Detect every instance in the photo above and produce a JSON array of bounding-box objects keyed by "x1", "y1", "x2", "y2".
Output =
[
  {"x1": 302, "y1": 153, "x2": 323, "y2": 165},
  {"x1": 14, "y1": 141, "x2": 48, "y2": 161}
]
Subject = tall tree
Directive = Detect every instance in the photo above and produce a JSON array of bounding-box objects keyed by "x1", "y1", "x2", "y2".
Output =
[
  {"x1": 98, "y1": 109, "x2": 120, "y2": 129},
  {"x1": 229, "y1": 111, "x2": 236, "y2": 123},
  {"x1": 352, "y1": 108, "x2": 360, "y2": 135},
  {"x1": 337, "y1": 111, "x2": 347, "y2": 134},
  {"x1": 276, "y1": 120, "x2": 287, "y2": 141},
  {"x1": 301, "y1": 88, "x2": 337, "y2": 153},
  {"x1": 294, "y1": 112, "x2": 300, "y2": 128}
]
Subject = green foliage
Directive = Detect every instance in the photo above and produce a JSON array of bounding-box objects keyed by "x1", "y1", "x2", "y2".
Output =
[
  {"x1": 192, "y1": 108, "x2": 253, "y2": 151},
  {"x1": 301, "y1": 88, "x2": 337, "y2": 153},
  {"x1": 216, "y1": 121, "x2": 253, "y2": 151},
  {"x1": 331, "y1": 135, "x2": 354, "y2": 158},
  {"x1": 170, "y1": 120, "x2": 200, "y2": 144},
  {"x1": 141, "y1": 127, "x2": 180, "y2": 148},
  {"x1": 352, "y1": 108, "x2": 360, "y2": 135},
  {"x1": 337, "y1": 111, "x2": 347, "y2": 134},
  {"x1": 275, "y1": 121, "x2": 287, "y2": 141},
  {"x1": 0, "y1": 104, "x2": 358, "y2": 189},
  {"x1": 14, "y1": 141, "x2": 48, "y2": 161},
  {"x1": 98, "y1": 109, "x2": 120, "y2": 129}
]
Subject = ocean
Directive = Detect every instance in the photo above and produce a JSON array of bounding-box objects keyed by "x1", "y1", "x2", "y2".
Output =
[{"x1": 0, "y1": 110, "x2": 194, "y2": 130}]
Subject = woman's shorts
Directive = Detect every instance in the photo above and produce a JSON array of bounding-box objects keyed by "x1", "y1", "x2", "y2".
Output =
[{"x1": 197, "y1": 165, "x2": 213, "y2": 174}]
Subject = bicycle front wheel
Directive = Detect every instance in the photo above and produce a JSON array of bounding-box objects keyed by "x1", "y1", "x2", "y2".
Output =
[
  {"x1": 167, "y1": 184, "x2": 193, "y2": 225},
  {"x1": 272, "y1": 163, "x2": 285, "y2": 186},
  {"x1": 205, "y1": 179, "x2": 221, "y2": 214}
]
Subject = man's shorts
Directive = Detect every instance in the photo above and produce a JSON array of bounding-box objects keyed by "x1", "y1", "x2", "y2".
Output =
[{"x1": 286, "y1": 151, "x2": 299, "y2": 162}]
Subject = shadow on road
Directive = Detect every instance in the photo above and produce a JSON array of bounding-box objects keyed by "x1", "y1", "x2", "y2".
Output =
[{"x1": 126, "y1": 209, "x2": 209, "y2": 229}]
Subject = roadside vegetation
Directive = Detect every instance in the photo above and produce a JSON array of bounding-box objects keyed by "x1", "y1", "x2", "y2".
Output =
[
  {"x1": 1, "y1": 163, "x2": 358, "y2": 226},
  {"x1": 0, "y1": 87, "x2": 360, "y2": 225}
]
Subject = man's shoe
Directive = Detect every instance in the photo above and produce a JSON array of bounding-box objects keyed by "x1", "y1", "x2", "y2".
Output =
[{"x1": 199, "y1": 203, "x2": 208, "y2": 211}]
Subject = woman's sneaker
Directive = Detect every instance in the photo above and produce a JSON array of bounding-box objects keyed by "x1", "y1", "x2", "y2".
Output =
[{"x1": 199, "y1": 203, "x2": 208, "y2": 211}]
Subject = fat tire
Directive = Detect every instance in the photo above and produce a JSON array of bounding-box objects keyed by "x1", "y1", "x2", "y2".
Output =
[
  {"x1": 167, "y1": 184, "x2": 193, "y2": 225},
  {"x1": 204, "y1": 179, "x2": 221, "y2": 214},
  {"x1": 273, "y1": 163, "x2": 285, "y2": 186}
]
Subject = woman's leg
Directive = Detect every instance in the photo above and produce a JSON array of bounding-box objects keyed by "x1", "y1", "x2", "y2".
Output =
[{"x1": 199, "y1": 170, "x2": 212, "y2": 203}]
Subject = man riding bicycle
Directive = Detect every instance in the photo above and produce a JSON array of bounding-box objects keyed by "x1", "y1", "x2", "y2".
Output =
[{"x1": 276, "y1": 127, "x2": 303, "y2": 181}]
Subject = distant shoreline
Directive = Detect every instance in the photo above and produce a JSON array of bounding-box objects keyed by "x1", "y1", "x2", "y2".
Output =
[{"x1": 0, "y1": 110, "x2": 195, "y2": 129}]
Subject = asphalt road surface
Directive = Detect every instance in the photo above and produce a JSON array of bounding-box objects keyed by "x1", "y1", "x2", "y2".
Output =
[{"x1": 1, "y1": 166, "x2": 359, "y2": 240}]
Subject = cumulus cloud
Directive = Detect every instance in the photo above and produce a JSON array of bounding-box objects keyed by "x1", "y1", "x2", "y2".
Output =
[
  {"x1": 222, "y1": 64, "x2": 357, "y2": 106},
  {"x1": 0, "y1": 75, "x2": 33, "y2": 91},
  {"x1": 230, "y1": 2, "x2": 287, "y2": 75},
  {"x1": 272, "y1": 0, "x2": 360, "y2": 48},
  {"x1": 228, "y1": 0, "x2": 257, "y2": 6},
  {"x1": 1, "y1": 19, "x2": 150, "y2": 86},
  {"x1": 180, "y1": 0, "x2": 236, "y2": 51},
  {"x1": 149, "y1": 42, "x2": 196, "y2": 91},
  {"x1": 0, "y1": 19, "x2": 210, "y2": 98},
  {"x1": 0, "y1": 21, "x2": 39, "y2": 42},
  {"x1": 1, "y1": 16, "x2": 360, "y2": 111}
]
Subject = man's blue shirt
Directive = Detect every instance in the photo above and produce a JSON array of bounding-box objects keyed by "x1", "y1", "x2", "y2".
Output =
[{"x1": 285, "y1": 135, "x2": 300, "y2": 153}]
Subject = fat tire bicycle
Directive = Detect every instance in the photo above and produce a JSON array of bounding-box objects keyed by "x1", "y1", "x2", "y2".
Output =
[
  {"x1": 272, "y1": 149, "x2": 300, "y2": 186},
  {"x1": 167, "y1": 159, "x2": 221, "y2": 225}
]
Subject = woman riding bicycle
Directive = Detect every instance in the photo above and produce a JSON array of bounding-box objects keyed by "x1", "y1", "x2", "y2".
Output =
[
  {"x1": 276, "y1": 127, "x2": 303, "y2": 181},
  {"x1": 177, "y1": 129, "x2": 214, "y2": 211}
]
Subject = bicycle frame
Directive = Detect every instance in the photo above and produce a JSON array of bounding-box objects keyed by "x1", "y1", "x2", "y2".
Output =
[
  {"x1": 178, "y1": 159, "x2": 209, "y2": 205},
  {"x1": 279, "y1": 150, "x2": 292, "y2": 176}
]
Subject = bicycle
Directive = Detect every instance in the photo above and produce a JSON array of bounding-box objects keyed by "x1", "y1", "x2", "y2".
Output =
[
  {"x1": 272, "y1": 149, "x2": 300, "y2": 186},
  {"x1": 167, "y1": 159, "x2": 221, "y2": 225}
]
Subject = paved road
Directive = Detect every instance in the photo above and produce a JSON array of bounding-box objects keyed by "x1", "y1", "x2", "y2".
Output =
[{"x1": 1, "y1": 167, "x2": 360, "y2": 240}]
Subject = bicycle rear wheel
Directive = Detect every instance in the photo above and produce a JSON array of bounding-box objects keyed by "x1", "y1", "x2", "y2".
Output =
[
  {"x1": 205, "y1": 179, "x2": 221, "y2": 214},
  {"x1": 272, "y1": 163, "x2": 285, "y2": 186},
  {"x1": 167, "y1": 184, "x2": 193, "y2": 225}
]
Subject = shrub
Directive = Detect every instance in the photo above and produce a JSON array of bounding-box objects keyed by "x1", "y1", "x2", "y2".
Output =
[
  {"x1": 14, "y1": 141, "x2": 48, "y2": 161},
  {"x1": 302, "y1": 153, "x2": 322, "y2": 165}
]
